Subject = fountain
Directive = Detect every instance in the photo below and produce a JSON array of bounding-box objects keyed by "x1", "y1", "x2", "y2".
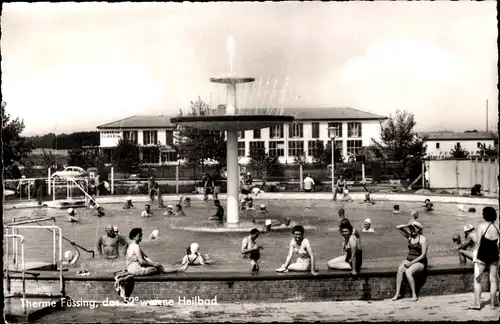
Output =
[{"x1": 170, "y1": 36, "x2": 295, "y2": 229}]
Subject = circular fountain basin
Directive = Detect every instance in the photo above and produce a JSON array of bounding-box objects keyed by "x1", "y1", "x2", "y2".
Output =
[
  {"x1": 170, "y1": 115, "x2": 295, "y2": 131},
  {"x1": 170, "y1": 220, "x2": 317, "y2": 233},
  {"x1": 210, "y1": 77, "x2": 255, "y2": 84}
]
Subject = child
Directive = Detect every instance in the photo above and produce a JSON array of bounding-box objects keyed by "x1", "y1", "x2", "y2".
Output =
[
  {"x1": 123, "y1": 197, "x2": 135, "y2": 209},
  {"x1": 66, "y1": 208, "x2": 79, "y2": 223},
  {"x1": 141, "y1": 204, "x2": 153, "y2": 218},
  {"x1": 393, "y1": 205, "x2": 400, "y2": 214},
  {"x1": 241, "y1": 228, "x2": 263, "y2": 272},
  {"x1": 181, "y1": 243, "x2": 212, "y2": 266},
  {"x1": 164, "y1": 205, "x2": 174, "y2": 216},
  {"x1": 209, "y1": 200, "x2": 224, "y2": 221},
  {"x1": 174, "y1": 204, "x2": 186, "y2": 217}
]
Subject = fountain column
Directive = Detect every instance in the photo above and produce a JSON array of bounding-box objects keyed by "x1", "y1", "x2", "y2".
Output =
[{"x1": 226, "y1": 82, "x2": 239, "y2": 226}]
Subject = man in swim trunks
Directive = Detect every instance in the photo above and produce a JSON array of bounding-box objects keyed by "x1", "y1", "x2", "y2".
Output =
[{"x1": 97, "y1": 225, "x2": 127, "y2": 260}]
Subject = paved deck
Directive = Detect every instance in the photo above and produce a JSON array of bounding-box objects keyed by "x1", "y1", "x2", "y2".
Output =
[{"x1": 34, "y1": 293, "x2": 498, "y2": 322}]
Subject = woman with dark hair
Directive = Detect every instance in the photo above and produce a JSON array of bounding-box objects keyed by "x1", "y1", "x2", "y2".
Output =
[
  {"x1": 276, "y1": 225, "x2": 318, "y2": 275},
  {"x1": 470, "y1": 206, "x2": 499, "y2": 310},
  {"x1": 327, "y1": 219, "x2": 363, "y2": 277},
  {"x1": 125, "y1": 228, "x2": 188, "y2": 276},
  {"x1": 241, "y1": 228, "x2": 263, "y2": 271},
  {"x1": 392, "y1": 220, "x2": 428, "y2": 302}
]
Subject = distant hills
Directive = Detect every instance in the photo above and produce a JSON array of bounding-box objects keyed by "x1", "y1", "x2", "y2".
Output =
[{"x1": 24, "y1": 131, "x2": 100, "y2": 149}]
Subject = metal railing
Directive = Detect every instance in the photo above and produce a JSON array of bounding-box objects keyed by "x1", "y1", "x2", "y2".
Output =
[{"x1": 4, "y1": 234, "x2": 26, "y2": 314}]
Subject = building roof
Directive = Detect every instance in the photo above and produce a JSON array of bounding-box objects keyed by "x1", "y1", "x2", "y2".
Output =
[
  {"x1": 418, "y1": 131, "x2": 496, "y2": 141},
  {"x1": 97, "y1": 107, "x2": 387, "y2": 129},
  {"x1": 97, "y1": 115, "x2": 176, "y2": 129}
]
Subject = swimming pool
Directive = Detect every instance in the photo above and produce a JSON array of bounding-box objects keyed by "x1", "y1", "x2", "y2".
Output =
[{"x1": 3, "y1": 198, "x2": 488, "y2": 273}]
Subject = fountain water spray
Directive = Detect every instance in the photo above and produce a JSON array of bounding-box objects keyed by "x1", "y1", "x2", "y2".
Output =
[
  {"x1": 262, "y1": 77, "x2": 271, "y2": 109},
  {"x1": 226, "y1": 35, "x2": 236, "y2": 75}
]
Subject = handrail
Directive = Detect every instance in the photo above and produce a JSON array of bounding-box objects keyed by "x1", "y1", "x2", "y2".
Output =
[
  {"x1": 5, "y1": 234, "x2": 26, "y2": 314},
  {"x1": 68, "y1": 178, "x2": 98, "y2": 207},
  {"x1": 8, "y1": 225, "x2": 64, "y2": 297}
]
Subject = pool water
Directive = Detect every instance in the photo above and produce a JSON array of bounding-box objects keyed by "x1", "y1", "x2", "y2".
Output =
[{"x1": 3, "y1": 199, "x2": 488, "y2": 273}]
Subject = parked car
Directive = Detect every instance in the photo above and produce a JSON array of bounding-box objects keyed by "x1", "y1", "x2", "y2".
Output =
[{"x1": 51, "y1": 166, "x2": 87, "y2": 180}]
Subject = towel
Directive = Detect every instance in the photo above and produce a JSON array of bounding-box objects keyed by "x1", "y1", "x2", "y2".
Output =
[{"x1": 113, "y1": 270, "x2": 135, "y2": 299}]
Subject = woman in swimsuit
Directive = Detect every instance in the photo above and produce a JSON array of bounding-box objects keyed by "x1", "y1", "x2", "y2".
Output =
[
  {"x1": 241, "y1": 228, "x2": 263, "y2": 271},
  {"x1": 333, "y1": 175, "x2": 347, "y2": 201},
  {"x1": 276, "y1": 225, "x2": 319, "y2": 276},
  {"x1": 181, "y1": 243, "x2": 212, "y2": 266},
  {"x1": 392, "y1": 220, "x2": 428, "y2": 302},
  {"x1": 125, "y1": 228, "x2": 188, "y2": 276},
  {"x1": 470, "y1": 206, "x2": 499, "y2": 310},
  {"x1": 327, "y1": 219, "x2": 363, "y2": 277}
]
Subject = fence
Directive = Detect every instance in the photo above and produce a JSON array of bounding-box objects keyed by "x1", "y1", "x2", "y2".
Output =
[{"x1": 426, "y1": 158, "x2": 499, "y2": 193}]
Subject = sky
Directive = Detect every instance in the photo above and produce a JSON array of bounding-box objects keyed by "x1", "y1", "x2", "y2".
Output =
[{"x1": 1, "y1": 2, "x2": 498, "y2": 136}]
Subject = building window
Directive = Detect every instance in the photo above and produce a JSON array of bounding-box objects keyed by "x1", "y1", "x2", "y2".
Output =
[
  {"x1": 333, "y1": 140, "x2": 343, "y2": 154},
  {"x1": 238, "y1": 130, "x2": 245, "y2": 139},
  {"x1": 142, "y1": 147, "x2": 160, "y2": 163},
  {"x1": 347, "y1": 140, "x2": 362, "y2": 155},
  {"x1": 289, "y1": 123, "x2": 303, "y2": 138},
  {"x1": 161, "y1": 151, "x2": 178, "y2": 162},
  {"x1": 436, "y1": 143, "x2": 440, "y2": 149},
  {"x1": 288, "y1": 141, "x2": 304, "y2": 157},
  {"x1": 327, "y1": 122, "x2": 343, "y2": 138},
  {"x1": 269, "y1": 141, "x2": 285, "y2": 157},
  {"x1": 308, "y1": 140, "x2": 323, "y2": 156},
  {"x1": 249, "y1": 141, "x2": 265, "y2": 151},
  {"x1": 311, "y1": 123, "x2": 320, "y2": 139},
  {"x1": 347, "y1": 122, "x2": 362, "y2": 138},
  {"x1": 253, "y1": 129, "x2": 261, "y2": 139},
  {"x1": 123, "y1": 131, "x2": 138, "y2": 144},
  {"x1": 238, "y1": 142, "x2": 246, "y2": 157},
  {"x1": 143, "y1": 130, "x2": 158, "y2": 145},
  {"x1": 165, "y1": 131, "x2": 174, "y2": 145},
  {"x1": 270, "y1": 125, "x2": 284, "y2": 139}
]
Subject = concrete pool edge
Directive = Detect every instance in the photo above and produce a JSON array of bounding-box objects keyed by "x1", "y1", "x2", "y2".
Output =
[
  {"x1": 3, "y1": 192, "x2": 498, "y2": 210},
  {"x1": 6, "y1": 263, "x2": 491, "y2": 304}
]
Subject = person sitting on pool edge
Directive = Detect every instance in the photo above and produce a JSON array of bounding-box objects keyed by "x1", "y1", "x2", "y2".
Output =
[
  {"x1": 209, "y1": 200, "x2": 224, "y2": 221},
  {"x1": 141, "y1": 204, "x2": 153, "y2": 218},
  {"x1": 66, "y1": 208, "x2": 79, "y2": 223},
  {"x1": 276, "y1": 225, "x2": 319, "y2": 276},
  {"x1": 123, "y1": 197, "x2": 135, "y2": 209},
  {"x1": 241, "y1": 228, "x2": 263, "y2": 271},
  {"x1": 327, "y1": 219, "x2": 363, "y2": 277},
  {"x1": 362, "y1": 218, "x2": 376, "y2": 233},
  {"x1": 453, "y1": 224, "x2": 477, "y2": 264},
  {"x1": 182, "y1": 243, "x2": 213, "y2": 266}
]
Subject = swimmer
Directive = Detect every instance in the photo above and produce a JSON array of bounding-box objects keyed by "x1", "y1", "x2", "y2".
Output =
[
  {"x1": 174, "y1": 204, "x2": 186, "y2": 217},
  {"x1": 338, "y1": 208, "x2": 346, "y2": 221},
  {"x1": 123, "y1": 197, "x2": 135, "y2": 209},
  {"x1": 423, "y1": 199, "x2": 433, "y2": 211},
  {"x1": 62, "y1": 242, "x2": 80, "y2": 267},
  {"x1": 240, "y1": 199, "x2": 247, "y2": 211},
  {"x1": 163, "y1": 205, "x2": 174, "y2": 216},
  {"x1": 241, "y1": 228, "x2": 263, "y2": 272},
  {"x1": 279, "y1": 218, "x2": 298, "y2": 229},
  {"x1": 363, "y1": 192, "x2": 375, "y2": 205},
  {"x1": 95, "y1": 206, "x2": 105, "y2": 217},
  {"x1": 410, "y1": 210, "x2": 419, "y2": 222},
  {"x1": 457, "y1": 204, "x2": 465, "y2": 212},
  {"x1": 341, "y1": 189, "x2": 354, "y2": 202},
  {"x1": 209, "y1": 200, "x2": 224, "y2": 221},
  {"x1": 252, "y1": 187, "x2": 264, "y2": 196},
  {"x1": 262, "y1": 219, "x2": 273, "y2": 232},
  {"x1": 180, "y1": 196, "x2": 191, "y2": 207},
  {"x1": 393, "y1": 205, "x2": 400, "y2": 214},
  {"x1": 149, "y1": 230, "x2": 159, "y2": 240},
  {"x1": 181, "y1": 243, "x2": 213, "y2": 266},
  {"x1": 361, "y1": 218, "x2": 376, "y2": 233},
  {"x1": 259, "y1": 204, "x2": 268, "y2": 213},
  {"x1": 66, "y1": 208, "x2": 79, "y2": 223},
  {"x1": 157, "y1": 196, "x2": 166, "y2": 208},
  {"x1": 246, "y1": 197, "x2": 255, "y2": 211},
  {"x1": 97, "y1": 224, "x2": 127, "y2": 260},
  {"x1": 141, "y1": 204, "x2": 153, "y2": 218}
]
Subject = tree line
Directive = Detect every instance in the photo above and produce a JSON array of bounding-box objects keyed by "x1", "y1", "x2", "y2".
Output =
[{"x1": 25, "y1": 131, "x2": 100, "y2": 149}]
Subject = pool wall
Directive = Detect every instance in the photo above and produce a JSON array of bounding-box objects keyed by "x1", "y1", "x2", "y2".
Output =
[{"x1": 7, "y1": 264, "x2": 491, "y2": 303}]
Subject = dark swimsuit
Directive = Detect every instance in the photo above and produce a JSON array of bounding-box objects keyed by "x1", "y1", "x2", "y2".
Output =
[
  {"x1": 337, "y1": 180, "x2": 347, "y2": 193},
  {"x1": 476, "y1": 223, "x2": 500, "y2": 265},
  {"x1": 407, "y1": 236, "x2": 428, "y2": 269},
  {"x1": 345, "y1": 235, "x2": 363, "y2": 273},
  {"x1": 187, "y1": 254, "x2": 199, "y2": 265}
]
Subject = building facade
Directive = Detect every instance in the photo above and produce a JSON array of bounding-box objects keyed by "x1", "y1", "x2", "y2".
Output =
[
  {"x1": 97, "y1": 107, "x2": 387, "y2": 165},
  {"x1": 418, "y1": 131, "x2": 496, "y2": 159}
]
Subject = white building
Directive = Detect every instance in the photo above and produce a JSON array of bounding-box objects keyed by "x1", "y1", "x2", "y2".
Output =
[
  {"x1": 97, "y1": 107, "x2": 387, "y2": 165},
  {"x1": 418, "y1": 131, "x2": 496, "y2": 159}
]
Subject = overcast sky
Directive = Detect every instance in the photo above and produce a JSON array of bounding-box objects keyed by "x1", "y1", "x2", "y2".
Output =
[{"x1": 1, "y1": 2, "x2": 497, "y2": 136}]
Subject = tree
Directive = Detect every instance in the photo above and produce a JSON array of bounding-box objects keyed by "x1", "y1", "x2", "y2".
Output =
[
  {"x1": 174, "y1": 97, "x2": 227, "y2": 172},
  {"x1": 247, "y1": 147, "x2": 284, "y2": 180},
  {"x1": 293, "y1": 151, "x2": 308, "y2": 166},
  {"x1": 309, "y1": 140, "x2": 343, "y2": 167},
  {"x1": 112, "y1": 139, "x2": 140, "y2": 175},
  {"x1": 450, "y1": 143, "x2": 469, "y2": 159},
  {"x1": 477, "y1": 143, "x2": 497, "y2": 158},
  {"x1": 68, "y1": 147, "x2": 101, "y2": 169},
  {"x1": 1, "y1": 101, "x2": 35, "y2": 170}
]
